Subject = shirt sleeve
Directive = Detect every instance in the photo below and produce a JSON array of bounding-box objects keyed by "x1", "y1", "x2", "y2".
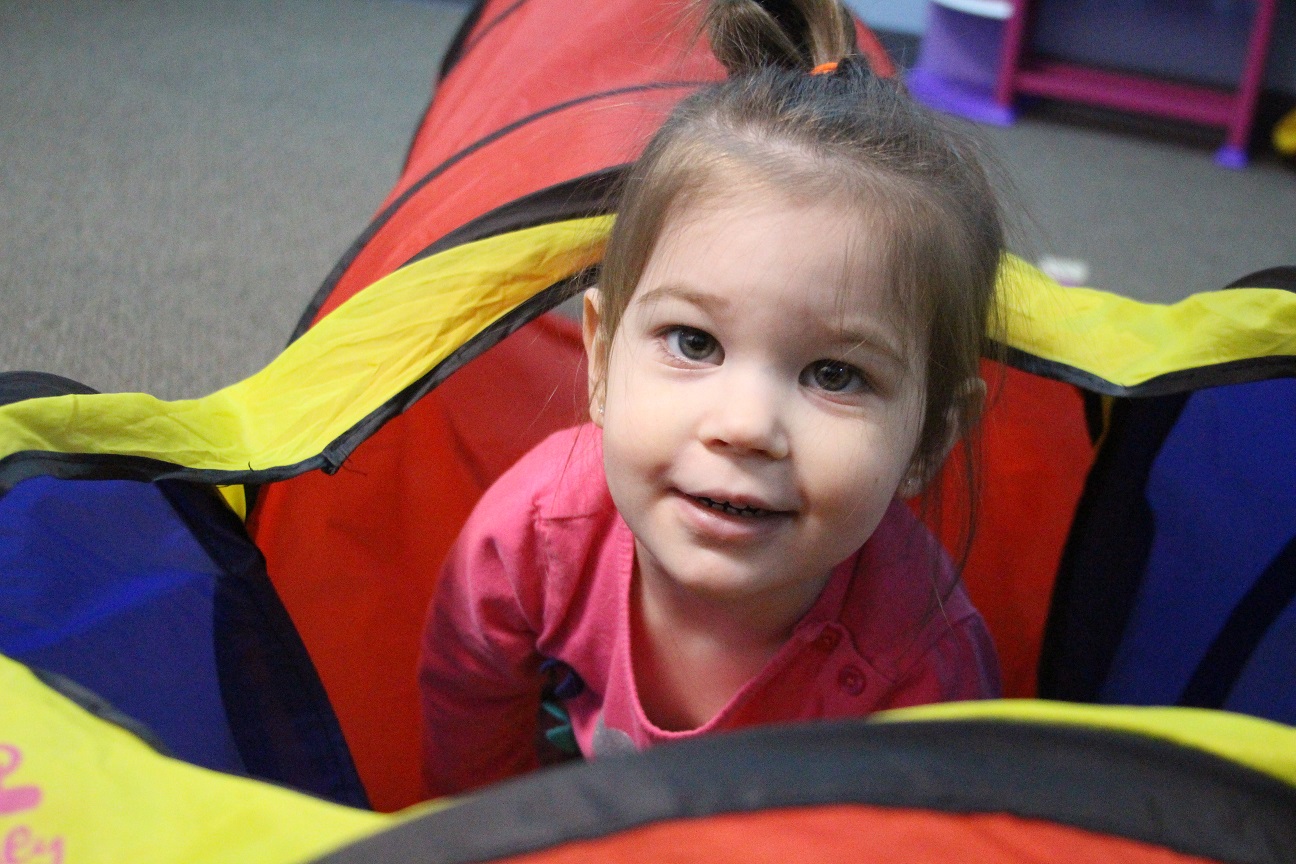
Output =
[{"x1": 418, "y1": 481, "x2": 547, "y2": 798}]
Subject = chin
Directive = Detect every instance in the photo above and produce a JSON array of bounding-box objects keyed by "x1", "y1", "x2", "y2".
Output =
[{"x1": 663, "y1": 562, "x2": 776, "y2": 601}]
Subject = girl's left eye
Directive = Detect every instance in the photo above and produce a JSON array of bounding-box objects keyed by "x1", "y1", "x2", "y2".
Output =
[
  {"x1": 663, "y1": 326, "x2": 722, "y2": 363},
  {"x1": 802, "y1": 360, "x2": 867, "y2": 394}
]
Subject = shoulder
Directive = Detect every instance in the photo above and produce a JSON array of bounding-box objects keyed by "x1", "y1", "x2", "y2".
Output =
[
  {"x1": 451, "y1": 424, "x2": 626, "y2": 627},
  {"x1": 842, "y1": 501, "x2": 953, "y2": 632},
  {"x1": 858, "y1": 502, "x2": 1001, "y2": 698},
  {"x1": 469, "y1": 423, "x2": 613, "y2": 527},
  {"x1": 841, "y1": 501, "x2": 990, "y2": 674}
]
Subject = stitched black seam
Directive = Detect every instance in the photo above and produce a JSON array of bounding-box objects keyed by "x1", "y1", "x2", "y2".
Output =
[
  {"x1": 452, "y1": 0, "x2": 529, "y2": 75},
  {"x1": 997, "y1": 344, "x2": 1296, "y2": 397}
]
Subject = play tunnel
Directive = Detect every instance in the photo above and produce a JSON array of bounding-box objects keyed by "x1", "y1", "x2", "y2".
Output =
[{"x1": 1, "y1": 0, "x2": 1294, "y2": 859}]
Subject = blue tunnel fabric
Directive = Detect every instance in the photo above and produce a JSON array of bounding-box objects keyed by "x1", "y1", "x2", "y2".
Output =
[
  {"x1": 0, "y1": 473, "x2": 369, "y2": 807},
  {"x1": 1042, "y1": 377, "x2": 1296, "y2": 726},
  {"x1": 0, "y1": 476, "x2": 244, "y2": 771},
  {"x1": 1101, "y1": 378, "x2": 1296, "y2": 722}
]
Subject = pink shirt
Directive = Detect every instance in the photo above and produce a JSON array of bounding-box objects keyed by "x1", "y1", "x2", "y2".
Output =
[{"x1": 419, "y1": 425, "x2": 1000, "y2": 796}]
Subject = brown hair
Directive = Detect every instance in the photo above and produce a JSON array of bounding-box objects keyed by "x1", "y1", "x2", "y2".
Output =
[{"x1": 595, "y1": 0, "x2": 1005, "y2": 559}]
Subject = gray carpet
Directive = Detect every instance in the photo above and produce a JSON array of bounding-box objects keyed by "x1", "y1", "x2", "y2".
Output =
[
  {"x1": 1, "y1": 0, "x2": 469, "y2": 399},
  {"x1": 978, "y1": 107, "x2": 1296, "y2": 304},
  {"x1": 2, "y1": 0, "x2": 1294, "y2": 400}
]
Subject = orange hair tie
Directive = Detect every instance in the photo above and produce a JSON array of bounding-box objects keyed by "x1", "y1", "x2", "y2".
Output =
[{"x1": 810, "y1": 61, "x2": 839, "y2": 76}]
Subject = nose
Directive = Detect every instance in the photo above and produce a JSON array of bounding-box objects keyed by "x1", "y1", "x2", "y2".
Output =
[{"x1": 696, "y1": 365, "x2": 790, "y2": 460}]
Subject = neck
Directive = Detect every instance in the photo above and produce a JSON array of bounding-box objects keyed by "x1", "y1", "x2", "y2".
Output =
[
  {"x1": 639, "y1": 574, "x2": 800, "y2": 651},
  {"x1": 628, "y1": 544, "x2": 833, "y2": 731}
]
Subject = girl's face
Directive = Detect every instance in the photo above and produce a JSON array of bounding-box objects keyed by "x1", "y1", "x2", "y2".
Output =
[{"x1": 584, "y1": 185, "x2": 928, "y2": 628}]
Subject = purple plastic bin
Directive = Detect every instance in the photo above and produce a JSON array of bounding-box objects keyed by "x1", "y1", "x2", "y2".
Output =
[{"x1": 908, "y1": 4, "x2": 1016, "y2": 126}]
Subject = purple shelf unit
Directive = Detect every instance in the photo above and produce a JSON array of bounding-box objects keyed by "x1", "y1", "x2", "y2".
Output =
[{"x1": 909, "y1": 0, "x2": 1280, "y2": 169}]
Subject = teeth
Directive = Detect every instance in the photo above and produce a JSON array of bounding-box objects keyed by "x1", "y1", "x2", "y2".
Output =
[{"x1": 696, "y1": 495, "x2": 772, "y2": 517}]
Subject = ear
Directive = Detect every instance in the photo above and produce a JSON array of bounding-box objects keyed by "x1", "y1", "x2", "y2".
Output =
[
  {"x1": 582, "y1": 288, "x2": 607, "y2": 427},
  {"x1": 899, "y1": 377, "x2": 986, "y2": 498}
]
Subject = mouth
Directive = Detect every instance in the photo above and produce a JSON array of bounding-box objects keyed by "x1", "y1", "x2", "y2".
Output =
[{"x1": 687, "y1": 493, "x2": 788, "y2": 519}]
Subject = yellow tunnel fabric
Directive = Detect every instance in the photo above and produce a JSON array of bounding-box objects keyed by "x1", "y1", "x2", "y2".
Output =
[
  {"x1": 0, "y1": 217, "x2": 612, "y2": 476},
  {"x1": 998, "y1": 257, "x2": 1296, "y2": 390},
  {"x1": 0, "y1": 218, "x2": 1292, "y2": 479},
  {"x1": 877, "y1": 699, "x2": 1296, "y2": 788},
  {"x1": 5, "y1": 648, "x2": 1294, "y2": 863},
  {"x1": 0, "y1": 654, "x2": 398, "y2": 864}
]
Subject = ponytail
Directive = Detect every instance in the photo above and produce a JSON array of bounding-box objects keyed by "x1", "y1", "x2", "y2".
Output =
[{"x1": 702, "y1": 0, "x2": 856, "y2": 75}]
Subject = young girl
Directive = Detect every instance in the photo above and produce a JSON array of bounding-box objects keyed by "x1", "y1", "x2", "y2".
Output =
[{"x1": 419, "y1": 0, "x2": 1003, "y2": 796}]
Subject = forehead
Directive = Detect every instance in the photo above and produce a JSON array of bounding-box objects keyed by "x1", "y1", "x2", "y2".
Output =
[{"x1": 637, "y1": 182, "x2": 913, "y2": 348}]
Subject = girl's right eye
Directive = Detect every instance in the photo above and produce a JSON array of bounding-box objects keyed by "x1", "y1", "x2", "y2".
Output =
[{"x1": 663, "y1": 326, "x2": 722, "y2": 364}]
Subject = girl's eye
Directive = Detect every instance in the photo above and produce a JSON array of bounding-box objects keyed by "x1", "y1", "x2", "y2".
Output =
[
  {"x1": 664, "y1": 327, "x2": 721, "y2": 363},
  {"x1": 803, "y1": 360, "x2": 867, "y2": 394}
]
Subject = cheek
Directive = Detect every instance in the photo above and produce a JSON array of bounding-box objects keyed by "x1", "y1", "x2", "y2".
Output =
[
  {"x1": 602, "y1": 408, "x2": 669, "y2": 487},
  {"x1": 802, "y1": 429, "x2": 908, "y2": 519},
  {"x1": 601, "y1": 338, "x2": 646, "y2": 411},
  {"x1": 603, "y1": 342, "x2": 683, "y2": 426},
  {"x1": 600, "y1": 420, "x2": 663, "y2": 541},
  {"x1": 600, "y1": 387, "x2": 663, "y2": 483},
  {"x1": 819, "y1": 464, "x2": 890, "y2": 515}
]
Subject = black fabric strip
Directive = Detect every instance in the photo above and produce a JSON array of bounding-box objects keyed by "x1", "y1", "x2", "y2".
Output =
[
  {"x1": 449, "y1": 0, "x2": 530, "y2": 77},
  {"x1": 309, "y1": 718, "x2": 1296, "y2": 864},
  {"x1": 403, "y1": 0, "x2": 492, "y2": 173},
  {"x1": 0, "y1": 370, "x2": 98, "y2": 406},
  {"x1": 1179, "y1": 534, "x2": 1296, "y2": 709},
  {"x1": 1223, "y1": 266, "x2": 1296, "y2": 292},
  {"x1": 0, "y1": 266, "x2": 589, "y2": 495},
  {"x1": 0, "y1": 449, "x2": 327, "y2": 497},
  {"x1": 996, "y1": 344, "x2": 1296, "y2": 398},
  {"x1": 436, "y1": 0, "x2": 491, "y2": 89},
  {"x1": 0, "y1": 246, "x2": 603, "y2": 496},
  {"x1": 1081, "y1": 390, "x2": 1107, "y2": 445},
  {"x1": 158, "y1": 480, "x2": 370, "y2": 808},
  {"x1": 1038, "y1": 394, "x2": 1189, "y2": 701},
  {"x1": 31, "y1": 666, "x2": 172, "y2": 756},
  {"x1": 398, "y1": 169, "x2": 624, "y2": 270},
  {"x1": 292, "y1": 80, "x2": 701, "y2": 343},
  {"x1": 318, "y1": 271, "x2": 594, "y2": 472}
]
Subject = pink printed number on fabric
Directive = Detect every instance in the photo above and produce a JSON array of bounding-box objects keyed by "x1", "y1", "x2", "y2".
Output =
[
  {"x1": 0, "y1": 744, "x2": 64, "y2": 864},
  {"x1": 0, "y1": 746, "x2": 40, "y2": 816}
]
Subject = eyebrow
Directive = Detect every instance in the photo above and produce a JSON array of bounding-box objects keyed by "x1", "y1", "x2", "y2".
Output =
[
  {"x1": 634, "y1": 282, "x2": 733, "y2": 314},
  {"x1": 806, "y1": 324, "x2": 905, "y2": 382}
]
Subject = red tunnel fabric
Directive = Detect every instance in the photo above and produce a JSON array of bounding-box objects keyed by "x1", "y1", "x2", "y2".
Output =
[
  {"x1": 461, "y1": 806, "x2": 1219, "y2": 864},
  {"x1": 936, "y1": 362, "x2": 1094, "y2": 699},
  {"x1": 248, "y1": 316, "x2": 589, "y2": 812}
]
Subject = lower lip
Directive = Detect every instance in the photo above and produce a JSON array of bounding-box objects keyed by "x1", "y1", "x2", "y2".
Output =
[{"x1": 672, "y1": 492, "x2": 790, "y2": 543}]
